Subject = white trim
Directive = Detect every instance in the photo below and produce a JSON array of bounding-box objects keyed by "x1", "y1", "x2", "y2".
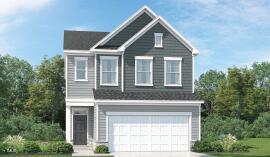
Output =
[
  {"x1": 164, "y1": 57, "x2": 182, "y2": 87},
  {"x1": 106, "y1": 112, "x2": 192, "y2": 116},
  {"x1": 64, "y1": 50, "x2": 91, "y2": 54},
  {"x1": 192, "y1": 55, "x2": 195, "y2": 93},
  {"x1": 66, "y1": 98, "x2": 94, "y2": 103},
  {"x1": 119, "y1": 17, "x2": 199, "y2": 55},
  {"x1": 106, "y1": 114, "x2": 109, "y2": 142},
  {"x1": 199, "y1": 105, "x2": 201, "y2": 140},
  {"x1": 96, "y1": 104, "x2": 99, "y2": 141},
  {"x1": 95, "y1": 99, "x2": 204, "y2": 104},
  {"x1": 154, "y1": 33, "x2": 163, "y2": 48},
  {"x1": 189, "y1": 114, "x2": 192, "y2": 151},
  {"x1": 121, "y1": 53, "x2": 124, "y2": 92},
  {"x1": 65, "y1": 55, "x2": 68, "y2": 98},
  {"x1": 90, "y1": 49, "x2": 122, "y2": 54},
  {"x1": 90, "y1": 6, "x2": 157, "y2": 51},
  {"x1": 94, "y1": 54, "x2": 97, "y2": 89},
  {"x1": 135, "y1": 56, "x2": 153, "y2": 86},
  {"x1": 74, "y1": 57, "x2": 88, "y2": 81},
  {"x1": 100, "y1": 56, "x2": 119, "y2": 86}
]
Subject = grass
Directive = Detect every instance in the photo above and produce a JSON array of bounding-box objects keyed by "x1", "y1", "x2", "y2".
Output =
[
  {"x1": 0, "y1": 155, "x2": 113, "y2": 157},
  {"x1": 209, "y1": 138, "x2": 270, "y2": 157}
]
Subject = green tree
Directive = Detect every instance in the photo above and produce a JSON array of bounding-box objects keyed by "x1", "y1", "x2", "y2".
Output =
[
  {"x1": 195, "y1": 70, "x2": 226, "y2": 117},
  {"x1": 0, "y1": 55, "x2": 34, "y2": 118},
  {"x1": 27, "y1": 55, "x2": 65, "y2": 128}
]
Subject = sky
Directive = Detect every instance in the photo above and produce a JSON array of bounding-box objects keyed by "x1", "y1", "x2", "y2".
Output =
[{"x1": 0, "y1": 0, "x2": 270, "y2": 78}]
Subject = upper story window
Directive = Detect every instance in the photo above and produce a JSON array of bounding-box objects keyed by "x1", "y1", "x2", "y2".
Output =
[
  {"x1": 154, "y1": 33, "x2": 163, "y2": 48},
  {"x1": 135, "y1": 56, "x2": 153, "y2": 86},
  {"x1": 164, "y1": 57, "x2": 182, "y2": 86},
  {"x1": 75, "y1": 57, "x2": 88, "y2": 81},
  {"x1": 100, "y1": 56, "x2": 118, "y2": 86}
]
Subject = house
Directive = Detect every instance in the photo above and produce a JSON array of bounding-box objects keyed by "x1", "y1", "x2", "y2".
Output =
[{"x1": 64, "y1": 6, "x2": 203, "y2": 152}]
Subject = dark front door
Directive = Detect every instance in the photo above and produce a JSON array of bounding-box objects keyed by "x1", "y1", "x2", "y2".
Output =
[{"x1": 73, "y1": 115, "x2": 87, "y2": 145}]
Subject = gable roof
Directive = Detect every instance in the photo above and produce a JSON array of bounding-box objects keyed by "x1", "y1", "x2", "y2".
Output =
[
  {"x1": 90, "y1": 6, "x2": 157, "y2": 51},
  {"x1": 118, "y1": 16, "x2": 199, "y2": 55},
  {"x1": 63, "y1": 30, "x2": 109, "y2": 50}
]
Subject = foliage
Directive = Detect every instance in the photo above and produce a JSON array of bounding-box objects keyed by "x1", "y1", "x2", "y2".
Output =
[
  {"x1": 23, "y1": 123, "x2": 65, "y2": 141},
  {"x1": 94, "y1": 145, "x2": 109, "y2": 154},
  {"x1": 0, "y1": 143, "x2": 8, "y2": 154},
  {"x1": 3, "y1": 135, "x2": 25, "y2": 153},
  {"x1": 192, "y1": 140, "x2": 223, "y2": 152},
  {"x1": 248, "y1": 112, "x2": 270, "y2": 138},
  {"x1": 219, "y1": 134, "x2": 237, "y2": 152},
  {"x1": 230, "y1": 142, "x2": 249, "y2": 152},
  {"x1": 47, "y1": 142, "x2": 73, "y2": 154},
  {"x1": 202, "y1": 115, "x2": 249, "y2": 140},
  {"x1": 26, "y1": 55, "x2": 65, "y2": 128},
  {"x1": 23, "y1": 141, "x2": 41, "y2": 153},
  {"x1": 0, "y1": 55, "x2": 34, "y2": 119},
  {"x1": 195, "y1": 70, "x2": 226, "y2": 117}
]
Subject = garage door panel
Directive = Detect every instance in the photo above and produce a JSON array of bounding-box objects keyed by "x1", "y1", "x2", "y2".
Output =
[{"x1": 108, "y1": 114, "x2": 190, "y2": 152}]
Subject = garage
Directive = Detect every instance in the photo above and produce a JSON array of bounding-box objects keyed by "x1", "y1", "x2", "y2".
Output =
[{"x1": 107, "y1": 112, "x2": 191, "y2": 152}]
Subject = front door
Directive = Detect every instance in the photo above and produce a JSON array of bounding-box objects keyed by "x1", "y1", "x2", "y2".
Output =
[{"x1": 73, "y1": 115, "x2": 87, "y2": 145}]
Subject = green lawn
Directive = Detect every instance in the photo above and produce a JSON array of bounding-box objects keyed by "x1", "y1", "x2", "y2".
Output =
[
  {"x1": 0, "y1": 155, "x2": 113, "y2": 157},
  {"x1": 209, "y1": 138, "x2": 270, "y2": 157}
]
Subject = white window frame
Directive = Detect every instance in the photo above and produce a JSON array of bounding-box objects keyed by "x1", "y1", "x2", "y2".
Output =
[
  {"x1": 154, "y1": 33, "x2": 163, "y2": 48},
  {"x1": 164, "y1": 57, "x2": 182, "y2": 86},
  {"x1": 74, "y1": 57, "x2": 88, "y2": 81},
  {"x1": 135, "y1": 56, "x2": 153, "y2": 86},
  {"x1": 100, "y1": 56, "x2": 119, "y2": 86}
]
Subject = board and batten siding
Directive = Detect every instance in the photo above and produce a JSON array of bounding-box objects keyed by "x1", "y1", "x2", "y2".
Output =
[
  {"x1": 97, "y1": 105, "x2": 200, "y2": 142},
  {"x1": 104, "y1": 12, "x2": 153, "y2": 46},
  {"x1": 67, "y1": 55, "x2": 94, "y2": 98},
  {"x1": 124, "y1": 23, "x2": 193, "y2": 92},
  {"x1": 96, "y1": 55, "x2": 122, "y2": 90}
]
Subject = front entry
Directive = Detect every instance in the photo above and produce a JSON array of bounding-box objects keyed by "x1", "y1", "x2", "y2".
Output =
[{"x1": 73, "y1": 115, "x2": 87, "y2": 145}]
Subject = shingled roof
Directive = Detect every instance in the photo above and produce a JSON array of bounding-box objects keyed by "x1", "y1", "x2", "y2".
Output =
[
  {"x1": 93, "y1": 89, "x2": 202, "y2": 101},
  {"x1": 63, "y1": 30, "x2": 109, "y2": 50}
]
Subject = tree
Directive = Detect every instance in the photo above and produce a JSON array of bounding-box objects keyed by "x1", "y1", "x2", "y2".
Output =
[
  {"x1": 27, "y1": 55, "x2": 65, "y2": 128},
  {"x1": 195, "y1": 70, "x2": 226, "y2": 117},
  {"x1": 0, "y1": 55, "x2": 34, "y2": 118}
]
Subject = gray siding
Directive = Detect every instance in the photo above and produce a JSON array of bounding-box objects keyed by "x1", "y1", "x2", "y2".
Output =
[
  {"x1": 104, "y1": 13, "x2": 153, "y2": 46},
  {"x1": 96, "y1": 55, "x2": 122, "y2": 90},
  {"x1": 67, "y1": 55, "x2": 94, "y2": 98},
  {"x1": 97, "y1": 105, "x2": 200, "y2": 142},
  {"x1": 124, "y1": 23, "x2": 193, "y2": 92}
]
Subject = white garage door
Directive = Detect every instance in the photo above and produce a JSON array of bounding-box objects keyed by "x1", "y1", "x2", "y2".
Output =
[{"x1": 108, "y1": 112, "x2": 190, "y2": 152}]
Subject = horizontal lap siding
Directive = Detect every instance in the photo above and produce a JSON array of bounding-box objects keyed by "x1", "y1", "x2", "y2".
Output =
[
  {"x1": 124, "y1": 23, "x2": 193, "y2": 92},
  {"x1": 98, "y1": 105, "x2": 200, "y2": 142},
  {"x1": 105, "y1": 13, "x2": 153, "y2": 46},
  {"x1": 67, "y1": 56, "x2": 94, "y2": 98}
]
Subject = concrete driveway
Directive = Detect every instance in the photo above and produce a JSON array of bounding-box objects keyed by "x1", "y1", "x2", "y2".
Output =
[{"x1": 112, "y1": 152, "x2": 210, "y2": 157}]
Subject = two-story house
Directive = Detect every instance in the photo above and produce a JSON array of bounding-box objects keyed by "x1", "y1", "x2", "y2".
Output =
[{"x1": 64, "y1": 6, "x2": 203, "y2": 152}]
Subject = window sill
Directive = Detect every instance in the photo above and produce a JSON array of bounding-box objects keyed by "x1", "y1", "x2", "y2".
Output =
[
  {"x1": 75, "y1": 79, "x2": 88, "y2": 82},
  {"x1": 154, "y1": 45, "x2": 163, "y2": 48},
  {"x1": 135, "y1": 84, "x2": 153, "y2": 87},
  {"x1": 100, "y1": 84, "x2": 119, "y2": 87},
  {"x1": 164, "y1": 84, "x2": 182, "y2": 87}
]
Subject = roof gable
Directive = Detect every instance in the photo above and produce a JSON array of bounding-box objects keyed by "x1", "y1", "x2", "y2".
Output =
[
  {"x1": 90, "y1": 6, "x2": 157, "y2": 50},
  {"x1": 119, "y1": 17, "x2": 199, "y2": 55}
]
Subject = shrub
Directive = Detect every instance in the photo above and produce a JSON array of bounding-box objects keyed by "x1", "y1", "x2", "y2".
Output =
[
  {"x1": 23, "y1": 141, "x2": 41, "y2": 153},
  {"x1": 230, "y1": 142, "x2": 249, "y2": 152},
  {"x1": 0, "y1": 143, "x2": 8, "y2": 154},
  {"x1": 219, "y1": 134, "x2": 237, "y2": 152},
  {"x1": 202, "y1": 115, "x2": 249, "y2": 140},
  {"x1": 94, "y1": 145, "x2": 109, "y2": 154},
  {"x1": 248, "y1": 112, "x2": 270, "y2": 138},
  {"x1": 47, "y1": 142, "x2": 73, "y2": 154},
  {"x1": 192, "y1": 140, "x2": 213, "y2": 152},
  {"x1": 23, "y1": 123, "x2": 65, "y2": 141},
  {"x1": 211, "y1": 141, "x2": 223, "y2": 152},
  {"x1": 3, "y1": 135, "x2": 25, "y2": 153}
]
